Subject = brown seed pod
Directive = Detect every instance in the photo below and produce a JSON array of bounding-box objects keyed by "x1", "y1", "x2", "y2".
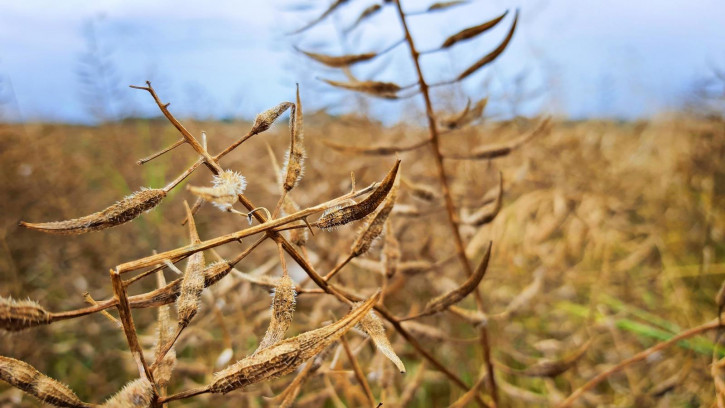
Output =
[
  {"x1": 297, "y1": 48, "x2": 378, "y2": 68},
  {"x1": 358, "y1": 310, "x2": 406, "y2": 373},
  {"x1": 187, "y1": 170, "x2": 246, "y2": 212},
  {"x1": 427, "y1": 1, "x2": 468, "y2": 12},
  {"x1": 441, "y1": 10, "x2": 508, "y2": 48},
  {"x1": 289, "y1": 0, "x2": 348, "y2": 34},
  {"x1": 456, "y1": 10, "x2": 519, "y2": 81},
  {"x1": 447, "y1": 117, "x2": 550, "y2": 160},
  {"x1": 101, "y1": 378, "x2": 153, "y2": 407},
  {"x1": 255, "y1": 274, "x2": 297, "y2": 353},
  {"x1": 439, "y1": 97, "x2": 488, "y2": 130},
  {"x1": 462, "y1": 172, "x2": 503, "y2": 226},
  {"x1": 448, "y1": 305, "x2": 489, "y2": 326},
  {"x1": 401, "y1": 177, "x2": 437, "y2": 202},
  {"x1": 351, "y1": 175, "x2": 398, "y2": 256},
  {"x1": 208, "y1": 292, "x2": 379, "y2": 394},
  {"x1": 346, "y1": 4, "x2": 382, "y2": 32},
  {"x1": 19, "y1": 188, "x2": 166, "y2": 235},
  {"x1": 320, "y1": 138, "x2": 429, "y2": 156},
  {"x1": 118, "y1": 258, "x2": 243, "y2": 312},
  {"x1": 421, "y1": 242, "x2": 492, "y2": 317},
  {"x1": 503, "y1": 339, "x2": 592, "y2": 378},
  {"x1": 0, "y1": 297, "x2": 52, "y2": 332},
  {"x1": 381, "y1": 220, "x2": 401, "y2": 277},
  {"x1": 0, "y1": 356, "x2": 90, "y2": 408},
  {"x1": 316, "y1": 160, "x2": 400, "y2": 229},
  {"x1": 281, "y1": 84, "x2": 306, "y2": 192},
  {"x1": 250, "y1": 102, "x2": 294, "y2": 136},
  {"x1": 320, "y1": 78, "x2": 402, "y2": 99},
  {"x1": 177, "y1": 203, "x2": 206, "y2": 327}
]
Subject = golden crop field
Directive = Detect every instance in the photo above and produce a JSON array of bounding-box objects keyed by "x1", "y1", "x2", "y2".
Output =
[{"x1": 0, "y1": 107, "x2": 723, "y2": 407}]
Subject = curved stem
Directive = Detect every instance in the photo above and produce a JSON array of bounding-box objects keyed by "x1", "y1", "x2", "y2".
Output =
[
  {"x1": 392, "y1": 1, "x2": 498, "y2": 406},
  {"x1": 559, "y1": 319, "x2": 723, "y2": 407},
  {"x1": 323, "y1": 253, "x2": 354, "y2": 282},
  {"x1": 158, "y1": 386, "x2": 210, "y2": 403}
]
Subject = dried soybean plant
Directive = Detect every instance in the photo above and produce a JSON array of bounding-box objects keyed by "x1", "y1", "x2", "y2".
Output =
[
  {"x1": 291, "y1": 1, "x2": 549, "y2": 406},
  {"x1": 1, "y1": 81, "x2": 418, "y2": 407}
]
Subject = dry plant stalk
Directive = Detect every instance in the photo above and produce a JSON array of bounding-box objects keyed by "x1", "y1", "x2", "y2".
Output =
[{"x1": 292, "y1": 3, "x2": 533, "y2": 404}]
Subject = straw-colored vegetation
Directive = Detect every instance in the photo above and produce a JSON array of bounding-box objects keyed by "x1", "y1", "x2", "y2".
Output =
[{"x1": 1, "y1": 1, "x2": 724, "y2": 407}]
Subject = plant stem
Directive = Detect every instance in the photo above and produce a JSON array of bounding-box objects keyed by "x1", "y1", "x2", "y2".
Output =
[{"x1": 392, "y1": 1, "x2": 499, "y2": 405}]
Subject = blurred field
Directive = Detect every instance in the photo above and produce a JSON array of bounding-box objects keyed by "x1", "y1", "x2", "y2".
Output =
[{"x1": 0, "y1": 112, "x2": 723, "y2": 406}]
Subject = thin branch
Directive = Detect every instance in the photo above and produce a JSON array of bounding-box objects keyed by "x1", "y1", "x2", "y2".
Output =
[
  {"x1": 392, "y1": 1, "x2": 498, "y2": 405},
  {"x1": 341, "y1": 335, "x2": 377, "y2": 407},
  {"x1": 110, "y1": 269, "x2": 156, "y2": 388},
  {"x1": 558, "y1": 319, "x2": 724, "y2": 407},
  {"x1": 137, "y1": 138, "x2": 185, "y2": 165}
]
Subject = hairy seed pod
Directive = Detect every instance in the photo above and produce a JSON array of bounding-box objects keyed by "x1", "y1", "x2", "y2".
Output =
[
  {"x1": 250, "y1": 102, "x2": 294, "y2": 136},
  {"x1": 0, "y1": 297, "x2": 52, "y2": 332},
  {"x1": 101, "y1": 378, "x2": 153, "y2": 408},
  {"x1": 351, "y1": 176, "x2": 398, "y2": 256},
  {"x1": 0, "y1": 356, "x2": 90, "y2": 408},
  {"x1": 320, "y1": 79, "x2": 401, "y2": 99},
  {"x1": 19, "y1": 188, "x2": 166, "y2": 235},
  {"x1": 188, "y1": 170, "x2": 246, "y2": 212},
  {"x1": 177, "y1": 203, "x2": 206, "y2": 326},
  {"x1": 317, "y1": 160, "x2": 400, "y2": 229},
  {"x1": 422, "y1": 242, "x2": 491, "y2": 317},
  {"x1": 281, "y1": 84, "x2": 305, "y2": 192},
  {"x1": 358, "y1": 310, "x2": 406, "y2": 373},
  {"x1": 208, "y1": 292, "x2": 379, "y2": 394},
  {"x1": 255, "y1": 274, "x2": 297, "y2": 353},
  {"x1": 298, "y1": 48, "x2": 378, "y2": 68},
  {"x1": 121, "y1": 260, "x2": 237, "y2": 311},
  {"x1": 441, "y1": 10, "x2": 508, "y2": 48}
]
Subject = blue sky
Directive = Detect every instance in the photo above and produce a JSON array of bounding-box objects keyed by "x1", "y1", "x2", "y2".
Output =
[{"x1": 0, "y1": 0, "x2": 723, "y2": 123}]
